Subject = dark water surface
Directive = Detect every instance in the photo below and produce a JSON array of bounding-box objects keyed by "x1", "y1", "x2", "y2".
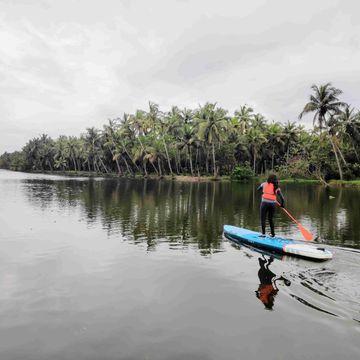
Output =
[{"x1": 0, "y1": 170, "x2": 359, "y2": 360}]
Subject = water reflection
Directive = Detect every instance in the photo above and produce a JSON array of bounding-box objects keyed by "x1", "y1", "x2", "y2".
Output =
[
  {"x1": 21, "y1": 178, "x2": 360, "y2": 250},
  {"x1": 256, "y1": 255, "x2": 291, "y2": 310},
  {"x1": 1, "y1": 171, "x2": 359, "y2": 360}
]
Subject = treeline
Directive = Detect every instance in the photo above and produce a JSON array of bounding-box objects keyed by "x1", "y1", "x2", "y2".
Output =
[{"x1": 1, "y1": 83, "x2": 360, "y2": 182}]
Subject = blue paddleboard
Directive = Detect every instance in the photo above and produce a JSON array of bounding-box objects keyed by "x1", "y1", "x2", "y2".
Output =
[{"x1": 223, "y1": 225, "x2": 333, "y2": 261}]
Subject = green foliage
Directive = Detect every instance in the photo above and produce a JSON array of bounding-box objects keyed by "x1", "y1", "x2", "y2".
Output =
[
  {"x1": 277, "y1": 159, "x2": 312, "y2": 179},
  {"x1": 230, "y1": 164, "x2": 255, "y2": 181},
  {"x1": 1, "y1": 85, "x2": 359, "y2": 181}
]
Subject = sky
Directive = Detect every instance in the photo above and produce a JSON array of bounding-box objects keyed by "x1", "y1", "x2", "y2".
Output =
[{"x1": 1, "y1": 0, "x2": 360, "y2": 153}]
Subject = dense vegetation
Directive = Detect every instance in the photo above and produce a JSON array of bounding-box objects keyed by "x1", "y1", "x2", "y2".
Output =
[{"x1": 1, "y1": 83, "x2": 359, "y2": 183}]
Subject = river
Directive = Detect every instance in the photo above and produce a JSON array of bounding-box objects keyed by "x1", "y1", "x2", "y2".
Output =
[{"x1": 0, "y1": 169, "x2": 359, "y2": 360}]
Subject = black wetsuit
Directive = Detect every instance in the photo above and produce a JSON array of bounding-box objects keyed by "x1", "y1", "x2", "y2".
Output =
[{"x1": 257, "y1": 182, "x2": 285, "y2": 236}]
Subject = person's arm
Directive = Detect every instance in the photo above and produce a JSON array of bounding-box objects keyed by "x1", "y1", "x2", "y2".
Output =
[
  {"x1": 257, "y1": 183, "x2": 264, "y2": 192},
  {"x1": 276, "y1": 188, "x2": 285, "y2": 207}
]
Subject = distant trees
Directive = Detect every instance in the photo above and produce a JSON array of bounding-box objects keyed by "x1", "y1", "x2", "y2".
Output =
[{"x1": 1, "y1": 84, "x2": 360, "y2": 181}]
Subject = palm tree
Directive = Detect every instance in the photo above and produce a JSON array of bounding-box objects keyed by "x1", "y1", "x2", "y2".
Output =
[
  {"x1": 103, "y1": 119, "x2": 122, "y2": 175},
  {"x1": 130, "y1": 110, "x2": 159, "y2": 175},
  {"x1": 299, "y1": 83, "x2": 346, "y2": 130},
  {"x1": 176, "y1": 122, "x2": 198, "y2": 176},
  {"x1": 54, "y1": 136, "x2": 68, "y2": 171},
  {"x1": 336, "y1": 106, "x2": 360, "y2": 161},
  {"x1": 266, "y1": 122, "x2": 285, "y2": 170},
  {"x1": 234, "y1": 105, "x2": 254, "y2": 135},
  {"x1": 299, "y1": 83, "x2": 347, "y2": 179},
  {"x1": 66, "y1": 136, "x2": 80, "y2": 171},
  {"x1": 151, "y1": 102, "x2": 175, "y2": 177},
  {"x1": 84, "y1": 127, "x2": 101, "y2": 172},
  {"x1": 283, "y1": 121, "x2": 300, "y2": 164},
  {"x1": 246, "y1": 127, "x2": 267, "y2": 173},
  {"x1": 251, "y1": 113, "x2": 266, "y2": 130},
  {"x1": 196, "y1": 103, "x2": 228, "y2": 178}
]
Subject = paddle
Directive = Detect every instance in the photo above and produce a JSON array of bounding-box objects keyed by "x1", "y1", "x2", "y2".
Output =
[{"x1": 276, "y1": 202, "x2": 314, "y2": 241}]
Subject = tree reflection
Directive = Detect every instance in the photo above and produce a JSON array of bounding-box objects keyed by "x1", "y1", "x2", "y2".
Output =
[{"x1": 22, "y1": 178, "x2": 359, "y2": 252}]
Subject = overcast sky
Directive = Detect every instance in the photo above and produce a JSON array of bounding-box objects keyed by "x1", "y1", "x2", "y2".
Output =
[{"x1": 1, "y1": 0, "x2": 359, "y2": 153}]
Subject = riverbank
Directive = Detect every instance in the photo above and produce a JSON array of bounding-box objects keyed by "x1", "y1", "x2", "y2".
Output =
[
  {"x1": 23, "y1": 170, "x2": 231, "y2": 182},
  {"x1": 8, "y1": 169, "x2": 360, "y2": 187},
  {"x1": 328, "y1": 179, "x2": 360, "y2": 187}
]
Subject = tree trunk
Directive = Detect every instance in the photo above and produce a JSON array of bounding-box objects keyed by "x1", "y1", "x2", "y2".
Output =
[
  {"x1": 212, "y1": 142, "x2": 217, "y2": 178},
  {"x1": 163, "y1": 138, "x2": 173, "y2": 176},
  {"x1": 115, "y1": 158, "x2": 121, "y2": 175},
  {"x1": 271, "y1": 146, "x2": 275, "y2": 170},
  {"x1": 122, "y1": 142, "x2": 140, "y2": 173},
  {"x1": 253, "y1": 150, "x2": 256, "y2": 173},
  {"x1": 110, "y1": 149, "x2": 122, "y2": 175},
  {"x1": 286, "y1": 144, "x2": 290, "y2": 165},
  {"x1": 176, "y1": 149, "x2": 181, "y2": 174},
  {"x1": 143, "y1": 162, "x2": 148, "y2": 177},
  {"x1": 150, "y1": 161, "x2": 159, "y2": 175},
  {"x1": 175, "y1": 150, "x2": 180, "y2": 175},
  {"x1": 330, "y1": 136, "x2": 343, "y2": 180},
  {"x1": 195, "y1": 147, "x2": 199, "y2": 169},
  {"x1": 205, "y1": 149, "x2": 209, "y2": 174},
  {"x1": 188, "y1": 146, "x2": 194, "y2": 176},
  {"x1": 158, "y1": 158, "x2": 163, "y2": 178},
  {"x1": 121, "y1": 154, "x2": 132, "y2": 175},
  {"x1": 334, "y1": 142, "x2": 347, "y2": 166},
  {"x1": 72, "y1": 156, "x2": 77, "y2": 171},
  {"x1": 98, "y1": 157, "x2": 109, "y2": 173}
]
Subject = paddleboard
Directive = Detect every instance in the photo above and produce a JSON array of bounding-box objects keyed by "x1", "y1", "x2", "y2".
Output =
[{"x1": 223, "y1": 225, "x2": 333, "y2": 261}]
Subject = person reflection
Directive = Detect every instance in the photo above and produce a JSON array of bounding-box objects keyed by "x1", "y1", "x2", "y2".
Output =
[{"x1": 255, "y1": 255, "x2": 291, "y2": 310}]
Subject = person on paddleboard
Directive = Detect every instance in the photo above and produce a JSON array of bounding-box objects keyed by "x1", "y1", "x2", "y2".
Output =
[{"x1": 257, "y1": 174, "x2": 285, "y2": 238}]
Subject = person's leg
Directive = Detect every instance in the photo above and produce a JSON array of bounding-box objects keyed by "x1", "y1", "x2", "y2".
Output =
[
  {"x1": 260, "y1": 202, "x2": 267, "y2": 235},
  {"x1": 268, "y1": 203, "x2": 275, "y2": 237}
]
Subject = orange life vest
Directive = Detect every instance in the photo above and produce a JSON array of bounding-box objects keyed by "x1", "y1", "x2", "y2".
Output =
[{"x1": 262, "y1": 182, "x2": 277, "y2": 201}]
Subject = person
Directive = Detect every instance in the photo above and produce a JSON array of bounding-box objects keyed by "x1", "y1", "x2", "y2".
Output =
[{"x1": 257, "y1": 174, "x2": 285, "y2": 237}]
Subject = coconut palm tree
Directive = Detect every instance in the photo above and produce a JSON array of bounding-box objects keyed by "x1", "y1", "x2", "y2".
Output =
[
  {"x1": 152, "y1": 103, "x2": 175, "y2": 176},
  {"x1": 336, "y1": 106, "x2": 360, "y2": 161},
  {"x1": 266, "y1": 122, "x2": 285, "y2": 170},
  {"x1": 103, "y1": 119, "x2": 122, "y2": 175},
  {"x1": 299, "y1": 83, "x2": 347, "y2": 179},
  {"x1": 196, "y1": 103, "x2": 228, "y2": 178},
  {"x1": 176, "y1": 122, "x2": 198, "y2": 176},
  {"x1": 246, "y1": 127, "x2": 267, "y2": 173},
  {"x1": 234, "y1": 105, "x2": 254, "y2": 135},
  {"x1": 84, "y1": 127, "x2": 101, "y2": 172},
  {"x1": 299, "y1": 83, "x2": 346, "y2": 130},
  {"x1": 251, "y1": 113, "x2": 266, "y2": 130},
  {"x1": 283, "y1": 121, "x2": 300, "y2": 164}
]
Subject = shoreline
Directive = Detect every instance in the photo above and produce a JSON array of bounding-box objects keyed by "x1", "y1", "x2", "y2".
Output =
[{"x1": 3, "y1": 169, "x2": 360, "y2": 187}]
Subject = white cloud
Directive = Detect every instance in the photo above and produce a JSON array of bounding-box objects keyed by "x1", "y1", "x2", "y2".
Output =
[{"x1": 0, "y1": 0, "x2": 360, "y2": 152}]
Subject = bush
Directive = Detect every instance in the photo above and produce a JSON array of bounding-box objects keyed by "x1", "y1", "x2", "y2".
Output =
[
  {"x1": 277, "y1": 159, "x2": 312, "y2": 179},
  {"x1": 231, "y1": 164, "x2": 254, "y2": 181}
]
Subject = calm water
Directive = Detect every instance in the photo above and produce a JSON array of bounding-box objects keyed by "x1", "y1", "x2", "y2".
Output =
[{"x1": 0, "y1": 169, "x2": 359, "y2": 360}]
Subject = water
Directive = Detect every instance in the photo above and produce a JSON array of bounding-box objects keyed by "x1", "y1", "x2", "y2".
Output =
[{"x1": 0, "y1": 169, "x2": 359, "y2": 360}]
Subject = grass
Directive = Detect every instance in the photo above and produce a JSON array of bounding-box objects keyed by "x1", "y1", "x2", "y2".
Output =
[
  {"x1": 329, "y1": 179, "x2": 360, "y2": 187},
  {"x1": 278, "y1": 178, "x2": 321, "y2": 184}
]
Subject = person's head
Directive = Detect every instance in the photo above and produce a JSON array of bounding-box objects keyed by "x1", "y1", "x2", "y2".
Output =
[{"x1": 267, "y1": 174, "x2": 278, "y2": 190}]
